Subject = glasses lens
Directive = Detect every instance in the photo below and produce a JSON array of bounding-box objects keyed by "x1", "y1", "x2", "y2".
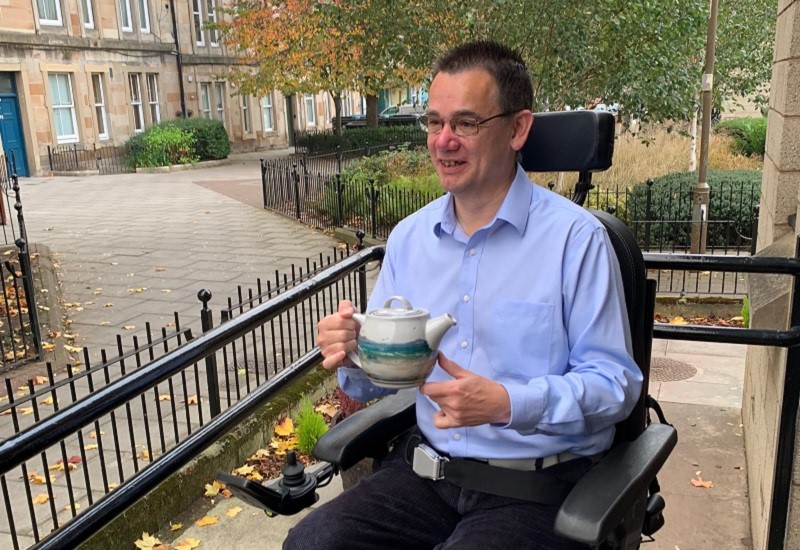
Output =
[
  {"x1": 453, "y1": 118, "x2": 479, "y2": 137},
  {"x1": 418, "y1": 116, "x2": 430, "y2": 132}
]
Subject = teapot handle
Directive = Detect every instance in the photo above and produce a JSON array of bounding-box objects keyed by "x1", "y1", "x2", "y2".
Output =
[
  {"x1": 383, "y1": 295, "x2": 413, "y2": 310},
  {"x1": 346, "y1": 351, "x2": 362, "y2": 368}
]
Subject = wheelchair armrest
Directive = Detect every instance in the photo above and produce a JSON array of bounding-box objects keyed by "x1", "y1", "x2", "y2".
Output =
[
  {"x1": 554, "y1": 422, "x2": 678, "y2": 546},
  {"x1": 313, "y1": 389, "x2": 417, "y2": 471}
]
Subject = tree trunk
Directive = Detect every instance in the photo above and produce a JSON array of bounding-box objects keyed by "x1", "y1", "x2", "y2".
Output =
[
  {"x1": 332, "y1": 92, "x2": 343, "y2": 135},
  {"x1": 366, "y1": 95, "x2": 379, "y2": 127}
]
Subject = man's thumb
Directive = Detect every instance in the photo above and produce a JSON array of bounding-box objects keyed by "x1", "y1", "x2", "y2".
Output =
[{"x1": 437, "y1": 352, "x2": 467, "y2": 378}]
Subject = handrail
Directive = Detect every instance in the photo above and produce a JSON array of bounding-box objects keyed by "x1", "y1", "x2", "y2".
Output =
[{"x1": 0, "y1": 245, "x2": 385, "y2": 478}]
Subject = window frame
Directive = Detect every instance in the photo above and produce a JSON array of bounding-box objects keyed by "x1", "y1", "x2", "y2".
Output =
[
  {"x1": 241, "y1": 95, "x2": 251, "y2": 134},
  {"x1": 261, "y1": 94, "x2": 274, "y2": 132},
  {"x1": 119, "y1": 0, "x2": 133, "y2": 32},
  {"x1": 91, "y1": 73, "x2": 109, "y2": 141},
  {"x1": 207, "y1": 0, "x2": 219, "y2": 46},
  {"x1": 214, "y1": 82, "x2": 226, "y2": 126},
  {"x1": 200, "y1": 83, "x2": 212, "y2": 119},
  {"x1": 137, "y1": 0, "x2": 150, "y2": 33},
  {"x1": 129, "y1": 73, "x2": 144, "y2": 133},
  {"x1": 37, "y1": 0, "x2": 63, "y2": 26},
  {"x1": 146, "y1": 73, "x2": 160, "y2": 124},
  {"x1": 193, "y1": 0, "x2": 205, "y2": 46},
  {"x1": 48, "y1": 73, "x2": 79, "y2": 144},
  {"x1": 81, "y1": 0, "x2": 94, "y2": 29},
  {"x1": 304, "y1": 94, "x2": 316, "y2": 127}
]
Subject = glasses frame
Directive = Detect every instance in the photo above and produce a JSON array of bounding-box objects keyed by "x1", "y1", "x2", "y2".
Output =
[{"x1": 418, "y1": 110, "x2": 519, "y2": 137}]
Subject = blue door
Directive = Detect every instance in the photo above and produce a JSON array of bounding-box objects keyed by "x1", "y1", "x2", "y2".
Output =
[{"x1": 0, "y1": 73, "x2": 29, "y2": 177}]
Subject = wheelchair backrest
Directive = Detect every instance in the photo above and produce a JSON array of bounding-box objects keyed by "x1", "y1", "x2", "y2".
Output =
[{"x1": 519, "y1": 111, "x2": 654, "y2": 443}]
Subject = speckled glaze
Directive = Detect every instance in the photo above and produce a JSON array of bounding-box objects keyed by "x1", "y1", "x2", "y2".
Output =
[{"x1": 347, "y1": 296, "x2": 456, "y2": 388}]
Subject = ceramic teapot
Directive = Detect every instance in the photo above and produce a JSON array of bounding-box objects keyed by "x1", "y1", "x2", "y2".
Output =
[{"x1": 346, "y1": 296, "x2": 457, "y2": 388}]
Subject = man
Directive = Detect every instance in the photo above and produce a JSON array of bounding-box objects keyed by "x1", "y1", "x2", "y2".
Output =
[{"x1": 285, "y1": 40, "x2": 642, "y2": 549}]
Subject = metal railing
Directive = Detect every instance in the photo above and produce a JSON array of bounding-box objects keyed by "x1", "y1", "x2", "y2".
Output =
[
  {"x1": 46, "y1": 144, "x2": 134, "y2": 175},
  {"x1": 0, "y1": 244, "x2": 375, "y2": 549}
]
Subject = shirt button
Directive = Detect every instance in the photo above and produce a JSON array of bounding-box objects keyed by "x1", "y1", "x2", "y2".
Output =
[
  {"x1": 469, "y1": 248, "x2": 477, "y2": 256},
  {"x1": 453, "y1": 433, "x2": 461, "y2": 441},
  {"x1": 463, "y1": 295, "x2": 470, "y2": 302},
  {"x1": 460, "y1": 341, "x2": 468, "y2": 349}
]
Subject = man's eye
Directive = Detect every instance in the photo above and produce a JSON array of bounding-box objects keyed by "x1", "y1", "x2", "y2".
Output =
[
  {"x1": 427, "y1": 119, "x2": 443, "y2": 129},
  {"x1": 456, "y1": 119, "x2": 478, "y2": 131}
]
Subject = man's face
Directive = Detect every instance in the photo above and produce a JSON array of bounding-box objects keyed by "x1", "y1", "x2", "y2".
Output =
[{"x1": 426, "y1": 69, "x2": 518, "y2": 198}]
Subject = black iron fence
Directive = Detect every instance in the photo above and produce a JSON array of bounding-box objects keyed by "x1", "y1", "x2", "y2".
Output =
[
  {"x1": 0, "y1": 245, "x2": 797, "y2": 549},
  {"x1": 0, "y1": 169, "x2": 42, "y2": 369},
  {"x1": 294, "y1": 126, "x2": 426, "y2": 156},
  {"x1": 0, "y1": 243, "x2": 368, "y2": 549},
  {"x1": 46, "y1": 144, "x2": 134, "y2": 175}
]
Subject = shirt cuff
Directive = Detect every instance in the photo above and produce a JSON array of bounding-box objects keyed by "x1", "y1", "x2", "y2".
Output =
[{"x1": 499, "y1": 381, "x2": 545, "y2": 431}]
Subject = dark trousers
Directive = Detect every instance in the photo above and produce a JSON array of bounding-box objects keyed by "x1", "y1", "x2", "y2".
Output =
[{"x1": 284, "y1": 448, "x2": 593, "y2": 549}]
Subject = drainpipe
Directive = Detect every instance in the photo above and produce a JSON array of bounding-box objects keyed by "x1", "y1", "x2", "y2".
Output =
[{"x1": 168, "y1": 0, "x2": 188, "y2": 117}]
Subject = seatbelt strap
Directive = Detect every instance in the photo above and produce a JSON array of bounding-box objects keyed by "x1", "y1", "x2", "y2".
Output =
[{"x1": 442, "y1": 459, "x2": 574, "y2": 506}]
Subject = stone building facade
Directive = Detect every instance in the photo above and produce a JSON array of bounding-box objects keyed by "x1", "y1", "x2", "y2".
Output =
[{"x1": 0, "y1": 0, "x2": 362, "y2": 176}]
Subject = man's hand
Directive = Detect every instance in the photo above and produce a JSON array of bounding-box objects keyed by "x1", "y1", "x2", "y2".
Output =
[
  {"x1": 419, "y1": 353, "x2": 511, "y2": 428},
  {"x1": 317, "y1": 300, "x2": 359, "y2": 370}
]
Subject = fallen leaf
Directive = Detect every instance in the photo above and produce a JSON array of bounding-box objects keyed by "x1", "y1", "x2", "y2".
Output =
[
  {"x1": 154, "y1": 267, "x2": 166, "y2": 272},
  {"x1": 32, "y1": 493, "x2": 49, "y2": 504},
  {"x1": 139, "y1": 450, "x2": 150, "y2": 460},
  {"x1": 690, "y1": 476, "x2": 714, "y2": 489},
  {"x1": 123, "y1": 325, "x2": 136, "y2": 330},
  {"x1": 93, "y1": 288, "x2": 103, "y2": 295},
  {"x1": 42, "y1": 342, "x2": 56, "y2": 352},
  {"x1": 274, "y1": 417, "x2": 294, "y2": 437},
  {"x1": 64, "y1": 345, "x2": 83, "y2": 353},
  {"x1": 159, "y1": 394, "x2": 172, "y2": 401},
  {"x1": 103, "y1": 303, "x2": 114, "y2": 307},
  {"x1": 100, "y1": 321, "x2": 110, "y2": 326},
  {"x1": 195, "y1": 515, "x2": 219, "y2": 527},
  {"x1": 186, "y1": 395, "x2": 199, "y2": 405},
  {"x1": 19, "y1": 407, "x2": 34, "y2": 415},
  {"x1": 162, "y1": 289, "x2": 172, "y2": 293},
  {"x1": 170, "y1": 522, "x2": 183, "y2": 531},
  {"x1": 28, "y1": 472, "x2": 46, "y2": 484},
  {"x1": 204, "y1": 480, "x2": 224, "y2": 497},
  {"x1": 174, "y1": 538, "x2": 201, "y2": 550},
  {"x1": 111, "y1": 262, "x2": 119, "y2": 266},
  {"x1": 127, "y1": 287, "x2": 148, "y2": 294},
  {"x1": 669, "y1": 316, "x2": 688, "y2": 325},
  {"x1": 41, "y1": 396, "x2": 54, "y2": 406},
  {"x1": 315, "y1": 402, "x2": 338, "y2": 417},
  {"x1": 84, "y1": 444, "x2": 98, "y2": 451},
  {"x1": 33, "y1": 375, "x2": 49, "y2": 385},
  {"x1": 68, "y1": 455, "x2": 82, "y2": 465},
  {"x1": 64, "y1": 503, "x2": 81, "y2": 512},
  {"x1": 225, "y1": 506, "x2": 243, "y2": 518},
  {"x1": 109, "y1": 482, "x2": 119, "y2": 489},
  {"x1": 134, "y1": 532, "x2": 162, "y2": 550},
  {"x1": 88, "y1": 430, "x2": 104, "y2": 439}
]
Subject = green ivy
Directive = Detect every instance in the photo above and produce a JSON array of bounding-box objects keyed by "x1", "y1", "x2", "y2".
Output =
[{"x1": 125, "y1": 125, "x2": 197, "y2": 168}]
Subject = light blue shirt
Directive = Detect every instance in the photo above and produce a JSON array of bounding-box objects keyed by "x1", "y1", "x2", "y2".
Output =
[{"x1": 339, "y1": 165, "x2": 642, "y2": 459}]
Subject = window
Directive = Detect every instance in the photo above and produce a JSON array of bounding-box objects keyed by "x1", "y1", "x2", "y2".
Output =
[
  {"x1": 241, "y1": 95, "x2": 251, "y2": 134},
  {"x1": 137, "y1": 0, "x2": 150, "y2": 33},
  {"x1": 129, "y1": 74, "x2": 144, "y2": 133},
  {"x1": 261, "y1": 94, "x2": 273, "y2": 131},
  {"x1": 37, "y1": 0, "x2": 62, "y2": 25},
  {"x1": 304, "y1": 94, "x2": 316, "y2": 126},
  {"x1": 193, "y1": 0, "x2": 204, "y2": 46},
  {"x1": 81, "y1": 0, "x2": 94, "y2": 28},
  {"x1": 200, "y1": 83, "x2": 211, "y2": 118},
  {"x1": 207, "y1": 0, "x2": 218, "y2": 46},
  {"x1": 91, "y1": 73, "x2": 109, "y2": 140},
  {"x1": 119, "y1": 0, "x2": 132, "y2": 31},
  {"x1": 48, "y1": 73, "x2": 78, "y2": 143},
  {"x1": 342, "y1": 92, "x2": 352, "y2": 116},
  {"x1": 214, "y1": 82, "x2": 226, "y2": 125},
  {"x1": 146, "y1": 74, "x2": 160, "y2": 124}
]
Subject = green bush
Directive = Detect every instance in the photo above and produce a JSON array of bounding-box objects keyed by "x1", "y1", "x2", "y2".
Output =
[
  {"x1": 170, "y1": 117, "x2": 231, "y2": 160},
  {"x1": 294, "y1": 395, "x2": 328, "y2": 455},
  {"x1": 715, "y1": 117, "x2": 767, "y2": 157},
  {"x1": 627, "y1": 169, "x2": 761, "y2": 250},
  {"x1": 297, "y1": 125, "x2": 426, "y2": 155},
  {"x1": 124, "y1": 125, "x2": 196, "y2": 168}
]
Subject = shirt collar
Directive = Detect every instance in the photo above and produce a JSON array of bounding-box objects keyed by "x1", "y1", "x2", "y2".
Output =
[{"x1": 434, "y1": 164, "x2": 532, "y2": 238}]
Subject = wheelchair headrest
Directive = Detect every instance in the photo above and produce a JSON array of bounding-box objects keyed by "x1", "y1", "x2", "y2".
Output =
[{"x1": 519, "y1": 110, "x2": 615, "y2": 173}]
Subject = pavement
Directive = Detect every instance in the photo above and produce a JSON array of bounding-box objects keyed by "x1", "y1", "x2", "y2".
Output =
[{"x1": 5, "y1": 151, "x2": 751, "y2": 549}]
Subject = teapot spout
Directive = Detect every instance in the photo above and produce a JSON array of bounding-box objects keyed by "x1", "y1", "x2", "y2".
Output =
[{"x1": 425, "y1": 314, "x2": 457, "y2": 351}]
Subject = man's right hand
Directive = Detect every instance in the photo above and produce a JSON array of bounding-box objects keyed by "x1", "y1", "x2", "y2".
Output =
[{"x1": 317, "y1": 300, "x2": 359, "y2": 370}]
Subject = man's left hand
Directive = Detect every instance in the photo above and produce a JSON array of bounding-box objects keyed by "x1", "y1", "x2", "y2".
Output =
[{"x1": 420, "y1": 353, "x2": 511, "y2": 428}]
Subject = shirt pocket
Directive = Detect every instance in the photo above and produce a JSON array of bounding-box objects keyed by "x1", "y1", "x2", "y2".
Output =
[{"x1": 487, "y1": 301, "x2": 554, "y2": 380}]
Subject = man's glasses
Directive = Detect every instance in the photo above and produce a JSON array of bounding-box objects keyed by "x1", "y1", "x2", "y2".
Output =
[{"x1": 418, "y1": 111, "x2": 517, "y2": 137}]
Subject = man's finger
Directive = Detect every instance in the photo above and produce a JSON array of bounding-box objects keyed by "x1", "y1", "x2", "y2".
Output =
[
  {"x1": 437, "y1": 352, "x2": 469, "y2": 378},
  {"x1": 338, "y1": 300, "x2": 355, "y2": 318}
]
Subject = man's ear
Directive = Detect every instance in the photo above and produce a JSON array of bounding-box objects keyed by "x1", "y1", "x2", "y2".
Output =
[{"x1": 510, "y1": 110, "x2": 534, "y2": 152}]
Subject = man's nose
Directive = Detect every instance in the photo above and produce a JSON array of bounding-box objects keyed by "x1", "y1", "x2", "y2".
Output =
[{"x1": 434, "y1": 123, "x2": 460, "y2": 149}]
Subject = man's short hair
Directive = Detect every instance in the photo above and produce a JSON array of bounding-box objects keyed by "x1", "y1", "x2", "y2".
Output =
[{"x1": 433, "y1": 41, "x2": 533, "y2": 113}]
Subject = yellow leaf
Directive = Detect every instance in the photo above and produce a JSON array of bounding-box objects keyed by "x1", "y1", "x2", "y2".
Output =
[
  {"x1": 233, "y1": 465, "x2": 254, "y2": 476},
  {"x1": 64, "y1": 503, "x2": 81, "y2": 512},
  {"x1": 162, "y1": 289, "x2": 172, "y2": 293},
  {"x1": 93, "y1": 289, "x2": 103, "y2": 295},
  {"x1": 19, "y1": 407, "x2": 34, "y2": 415},
  {"x1": 690, "y1": 476, "x2": 714, "y2": 489},
  {"x1": 186, "y1": 395, "x2": 199, "y2": 405},
  {"x1": 32, "y1": 493, "x2": 49, "y2": 504},
  {"x1": 123, "y1": 325, "x2": 136, "y2": 330},
  {"x1": 139, "y1": 450, "x2": 150, "y2": 460},
  {"x1": 64, "y1": 345, "x2": 83, "y2": 353},
  {"x1": 109, "y1": 482, "x2": 119, "y2": 489},
  {"x1": 84, "y1": 444, "x2": 98, "y2": 451},
  {"x1": 669, "y1": 316, "x2": 689, "y2": 325},
  {"x1": 29, "y1": 472, "x2": 46, "y2": 484},
  {"x1": 159, "y1": 394, "x2": 171, "y2": 401},
  {"x1": 127, "y1": 287, "x2": 148, "y2": 294},
  {"x1": 48, "y1": 462, "x2": 65, "y2": 472},
  {"x1": 195, "y1": 515, "x2": 219, "y2": 527},
  {"x1": 100, "y1": 321, "x2": 110, "y2": 326},
  {"x1": 247, "y1": 471, "x2": 263, "y2": 482},
  {"x1": 134, "y1": 532, "x2": 162, "y2": 550},
  {"x1": 204, "y1": 480, "x2": 223, "y2": 497},
  {"x1": 174, "y1": 538, "x2": 201, "y2": 550},
  {"x1": 42, "y1": 342, "x2": 56, "y2": 352},
  {"x1": 225, "y1": 506, "x2": 243, "y2": 518},
  {"x1": 274, "y1": 417, "x2": 294, "y2": 436},
  {"x1": 315, "y1": 403, "x2": 339, "y2": 417},
  {"x1": 33, "y1": 375, "x2": 49, "y2": 385},
  {"x1": 41, "y1": 396, "x2": 54, "y2": 406},
  {"x1": 170, "y1": 522, "x2": 183, "y2": 532},
  {"x1": 154, "y1": 267, "x2": 166, "y2": 272},
  {"x1": 250, "y1": 448, "x2": 270, "y2": 459},
  {"x1": 103, "y1": 303, "x2": 114, "y2": 307}
]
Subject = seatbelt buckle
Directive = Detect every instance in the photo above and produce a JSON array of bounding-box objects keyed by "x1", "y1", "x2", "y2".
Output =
[{"x1": 412, "y1": 443, "x2": 448, "y2": 480}]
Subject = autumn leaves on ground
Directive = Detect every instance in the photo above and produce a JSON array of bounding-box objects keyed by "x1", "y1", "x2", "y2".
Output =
[{"x1": 133, "y1": 390, "x2": 343, "y2": 550}]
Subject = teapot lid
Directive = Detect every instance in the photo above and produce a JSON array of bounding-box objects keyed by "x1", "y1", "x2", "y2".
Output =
[{"x1": 371, "y1": 295, "x2": 428, "y2": 318}]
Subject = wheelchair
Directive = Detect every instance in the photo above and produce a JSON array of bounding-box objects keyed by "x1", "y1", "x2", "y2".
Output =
[{"x1": 218, "y1": 110, "x2": 677, "y2": 549}]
